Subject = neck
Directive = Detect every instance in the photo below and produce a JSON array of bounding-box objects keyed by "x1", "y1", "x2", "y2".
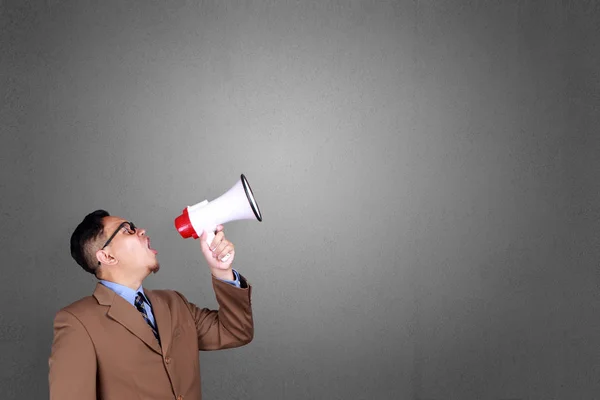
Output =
[{"x1": 98, "y1": 271, "x2": 145, "y2": 291}]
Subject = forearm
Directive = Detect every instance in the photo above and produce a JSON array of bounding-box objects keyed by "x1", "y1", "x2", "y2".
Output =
[{"x1": 180, "y1": 275, "x2": 253, "y2": 350}]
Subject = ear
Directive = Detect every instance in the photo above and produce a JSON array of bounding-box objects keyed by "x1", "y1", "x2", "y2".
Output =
[{"x1": 96, "y1": 249, "x2": 118, "y2": 266}]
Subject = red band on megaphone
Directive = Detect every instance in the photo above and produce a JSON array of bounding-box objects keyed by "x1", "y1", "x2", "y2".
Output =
[{"x1": 175, "y1": 208, "x2": 198, "y2": 239}]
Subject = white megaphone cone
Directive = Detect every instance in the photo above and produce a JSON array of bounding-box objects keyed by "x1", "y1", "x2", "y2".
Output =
[{"x1": 174, "y1": 174, "x2": 262, "y2": 247}]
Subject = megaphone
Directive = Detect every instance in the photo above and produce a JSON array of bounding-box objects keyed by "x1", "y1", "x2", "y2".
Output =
[{"x1": 174, "y1": 174, "x2": 263, "y2": 246}]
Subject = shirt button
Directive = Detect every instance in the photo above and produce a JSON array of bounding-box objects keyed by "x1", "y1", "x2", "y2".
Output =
[
  {"x1": 177, "y1": 396, "x2": 183, "y2": 400},
  {"x1": 165, "y1": 357, "x2": 171, "y2": 364}
]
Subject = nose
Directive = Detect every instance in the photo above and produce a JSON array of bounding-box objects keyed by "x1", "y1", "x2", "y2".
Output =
[{"x1": 137, "y1": 228, "x2": 146, "y2": 236}]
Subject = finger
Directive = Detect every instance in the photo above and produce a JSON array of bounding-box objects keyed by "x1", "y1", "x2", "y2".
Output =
[
  {"x1": 220, "y1": 251, "x2": 234, "y2": 263},
  {"x1": 218, "y1": 243, "x2": 234, "y2": 261},
  {"x1": 214, "y1": 239, "x2": 230, "y2": 257},
  {"x1": 219, "y1": 248, "x2": 235, "y2": 263},
  {"x1": 210, "y1": 231, "x2": 224, "y2": 251},
  {"x1": 214, "y1": 224, "x2": 224, "y2": 233}
]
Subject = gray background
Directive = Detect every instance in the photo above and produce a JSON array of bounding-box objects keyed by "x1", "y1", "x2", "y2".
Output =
[{"x1": 1, "y1": 1, "x2": 600, "y2": 399}]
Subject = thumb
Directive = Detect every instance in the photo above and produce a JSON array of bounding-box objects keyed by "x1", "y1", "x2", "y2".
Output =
[{"x1": 199, "y1": 230, "x2": 211, "y2": 255}]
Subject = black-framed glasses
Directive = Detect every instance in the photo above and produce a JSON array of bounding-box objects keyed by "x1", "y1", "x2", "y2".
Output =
[
  {"x1": 101, "y1": 221, "x2": 137, "y2": 250},
  {"x1": 97, "y1": 221, "x2": 137, "y2": 266},
  {"x1": 100, "y1": 220, "x2": 136, "y2": 248}
]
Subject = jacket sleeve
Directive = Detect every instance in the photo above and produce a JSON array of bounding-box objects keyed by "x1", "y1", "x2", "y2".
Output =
[
  {"x1": 177, "y1": 274, "x2": 254, "y2": 351},
  {"x1": 48, "y1": 309, "x2": 97, "y2": 400}
]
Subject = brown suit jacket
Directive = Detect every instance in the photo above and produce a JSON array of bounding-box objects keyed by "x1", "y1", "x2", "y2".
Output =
[{"x1": 48, "y1": 275, "x2": 253, "y2": 400}]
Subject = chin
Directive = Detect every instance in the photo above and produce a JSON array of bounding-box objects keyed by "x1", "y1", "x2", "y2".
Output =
[{"x1": 149, "y1": 262, "x2": 160, "y2": 274}]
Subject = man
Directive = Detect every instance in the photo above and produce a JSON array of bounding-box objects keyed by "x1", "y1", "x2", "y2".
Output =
[{"x1": 48, "y1": 210, "x2": 253, "y2": 400}]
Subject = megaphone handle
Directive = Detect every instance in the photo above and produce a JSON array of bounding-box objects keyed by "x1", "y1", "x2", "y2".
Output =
[{"x1": 203, "y1": 228, "x2": 216, "y2": 248}]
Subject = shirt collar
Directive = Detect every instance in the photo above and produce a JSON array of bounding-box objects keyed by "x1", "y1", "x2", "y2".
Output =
[{"x1": 99, "y1": 279, "x2": 148, "y2": 306}]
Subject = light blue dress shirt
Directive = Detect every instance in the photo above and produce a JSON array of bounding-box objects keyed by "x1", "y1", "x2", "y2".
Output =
[{"x1": 99, "y1": 269, "x2": 242, "y2": 328}]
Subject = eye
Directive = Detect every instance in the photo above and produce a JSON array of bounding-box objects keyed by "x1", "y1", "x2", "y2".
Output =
[{"x1": 122, "y1": 223, "x2": 136, "y2": 234}]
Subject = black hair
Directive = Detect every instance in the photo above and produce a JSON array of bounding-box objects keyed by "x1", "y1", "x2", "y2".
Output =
[{"x1": 70, "y1": 209, "x2": 110, "y2": 275}]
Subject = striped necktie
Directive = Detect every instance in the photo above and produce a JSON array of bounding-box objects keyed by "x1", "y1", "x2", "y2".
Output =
[{"x1": 135, "y1": 292, "x2": 160, "y2": 344}]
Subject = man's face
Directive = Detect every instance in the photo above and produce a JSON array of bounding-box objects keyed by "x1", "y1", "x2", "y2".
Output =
[{"x1": 98, "y1": 216, "x2": 160, "y2": 275}]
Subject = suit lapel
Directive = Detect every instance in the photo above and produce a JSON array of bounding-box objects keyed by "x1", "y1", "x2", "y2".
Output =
[
  {"x1": 145, "y1": 290, "x2": 172, "y2": 354},
  {"x1": 93, "y1": 283, "x2": 162, "y2": 355}
]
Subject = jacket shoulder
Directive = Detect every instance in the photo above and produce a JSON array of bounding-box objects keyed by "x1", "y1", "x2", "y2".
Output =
[
  {"x1": 149, "y1": 288, "x2": 192, "y2": 306},
  {"x1": 55, "y1": 295, "x2": 101, "y2": 320}
]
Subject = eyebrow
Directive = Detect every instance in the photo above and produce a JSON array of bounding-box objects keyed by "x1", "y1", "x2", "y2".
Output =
[
  {"x1": 113, "y1": 222, "x2": 127, "y2": 230},
  {"x1": 109, "y1": 222, "x2": 131, "y2": 236}
]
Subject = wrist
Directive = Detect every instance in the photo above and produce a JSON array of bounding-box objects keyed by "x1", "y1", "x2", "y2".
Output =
[{"x1": 211, "y1": 268, "x2": 234, "y2": 281}]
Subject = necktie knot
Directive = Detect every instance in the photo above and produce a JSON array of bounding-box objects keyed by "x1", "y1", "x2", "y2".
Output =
[{"x1": 135, "y1": 292, "x2": 146, "y2": 309}]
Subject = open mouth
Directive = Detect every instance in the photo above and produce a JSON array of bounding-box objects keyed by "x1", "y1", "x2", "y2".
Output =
[{"x1": 147, "y1": 238, "x2": 158, "y2": 255}]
